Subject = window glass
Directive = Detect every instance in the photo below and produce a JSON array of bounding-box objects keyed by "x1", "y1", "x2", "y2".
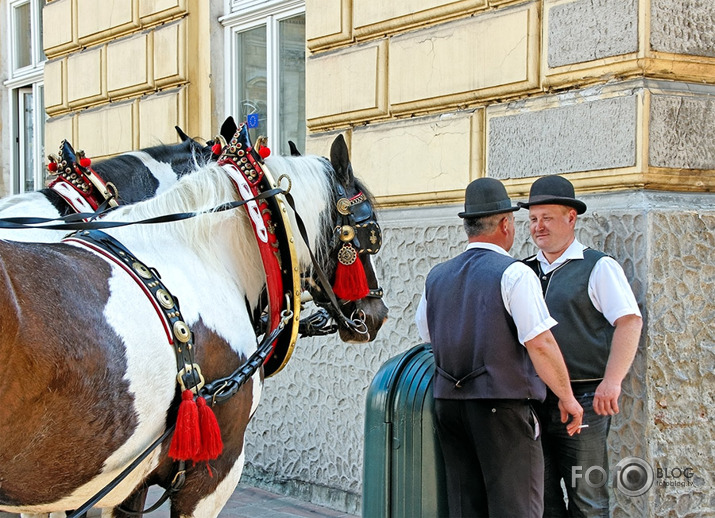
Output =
[
  {"x1": 13, "y1": 1, "x2": 32, "y2": 70},
  {"x1": 278, "y1": 14, "x2": 305, "y2": 156},
  {"x1": 20, "y1": 89, "x2": 36, "y2": 192},
  {"x1": 236, "y1": 26, "x2": 268, "y2": 142}
]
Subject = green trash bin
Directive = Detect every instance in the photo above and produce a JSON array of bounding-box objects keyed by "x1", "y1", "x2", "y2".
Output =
[{"x1": 363, "y1": 343, "x2": 448, "y2": 518}]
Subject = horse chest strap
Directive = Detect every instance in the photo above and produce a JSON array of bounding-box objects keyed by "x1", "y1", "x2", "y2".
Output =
[{"x1": 64, "y1": 230, "x2": 204, "y2": 392}]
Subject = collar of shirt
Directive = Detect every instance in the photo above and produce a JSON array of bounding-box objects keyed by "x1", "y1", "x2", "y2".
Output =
[
  {"x1": 536, "y1": 239, "x2": 586, "y2": 274},
  {"x1": 466, "y1": 241, "x2": 512, "y2": 257}
]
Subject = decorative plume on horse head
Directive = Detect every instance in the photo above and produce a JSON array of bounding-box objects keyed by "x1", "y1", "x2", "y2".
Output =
[{"x1": 0, "y1": 117, "x2": 387, "y2": 517}]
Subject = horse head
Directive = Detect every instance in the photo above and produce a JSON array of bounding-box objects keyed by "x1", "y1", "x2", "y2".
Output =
[{"x1": 308, "y1": 134, "x2": 388, "y2": 343}]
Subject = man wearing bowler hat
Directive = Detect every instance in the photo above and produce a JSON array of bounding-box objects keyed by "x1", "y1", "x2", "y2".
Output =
[
  {"x1": 415, "y1": 178, "x2": 583, "y2": 517},
  {"x1": 519, "y1": 175, "x2": 643, "y2": 517}
]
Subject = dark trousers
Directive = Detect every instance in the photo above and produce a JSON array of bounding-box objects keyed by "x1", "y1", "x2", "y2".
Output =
[
  {"x1": 435, "y1": 398, "x2": 544, "y2": 518},
  {"x1": 536, "y1": 386, "x2": 611, "y2": 518}
]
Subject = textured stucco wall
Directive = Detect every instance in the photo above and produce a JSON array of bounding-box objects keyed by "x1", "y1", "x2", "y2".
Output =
[
  {"x1": 547, "y1": 0, "x2": 639, "y2": 67},
  {"x1": 650, "y1": 0, "x2": 715, "y2": 57},
  {"x1": 241, "y1": 192, "x2": 714, "y2": 516}
]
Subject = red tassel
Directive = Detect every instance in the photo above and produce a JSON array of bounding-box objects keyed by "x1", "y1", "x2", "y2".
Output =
[
  {"x1": 333, "y1": 258, "x2": 369, "y2": 301},
  {"x1": 258, "y1": 146, "x2": 271, "y2": 159},
  {"x1": 195, "y1": 397, "x2": 223, "y2": 461},
  {"x1": 79, "y1": 157, "x2": 91, "y2": 168},
  {"x1": 169, "y1": 390, "x2": 201, "y2": 461},
  {"x1": 47, "y1": 161, "x2": 58, "y2": 172},
  {"x1": 212, "y1": 142, "x2": 223, "y2": 156}
]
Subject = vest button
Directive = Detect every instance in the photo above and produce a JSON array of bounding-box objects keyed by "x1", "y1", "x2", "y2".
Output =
[
  {"x1": 492, "y1": 408, "x2": 496, "y2": 413},
  {"x1": 542, "y1": 276, "x2": 547, "y2": 281}
]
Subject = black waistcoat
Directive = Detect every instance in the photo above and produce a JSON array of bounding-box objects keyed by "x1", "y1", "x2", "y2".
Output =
[
  {"x1": 426, "y1": 248, "x2": 546, "y2": 400},
  {"x1": 524, "y1": 248, "x2": 614, "y2": 381}
]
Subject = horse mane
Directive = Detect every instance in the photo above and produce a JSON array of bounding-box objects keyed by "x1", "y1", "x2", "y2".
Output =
[{"x1": 104, "y1": 155, "x2": 336, "y2": 299}]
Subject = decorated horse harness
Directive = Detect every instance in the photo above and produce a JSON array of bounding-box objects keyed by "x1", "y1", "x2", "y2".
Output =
[{"x1": 51, "y1": 122, "x2": 383, "y2": 516}]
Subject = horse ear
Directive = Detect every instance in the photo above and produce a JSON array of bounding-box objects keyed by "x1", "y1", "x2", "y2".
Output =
[
  {"x1": 175, "y1": 126, "x2": 190, "y2": 142},
  {"x1": 221, "y1": 117, "x2": 238, "y2": 141},
  {"x1": 330, "y1": 134, "x2": 354, "y2": 187},
  {"x1": 288, "y1": 140, "x2": 301, "y2": 156}
]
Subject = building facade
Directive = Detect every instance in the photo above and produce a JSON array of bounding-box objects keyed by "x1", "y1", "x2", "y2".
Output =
[{"x1": 0, "y1": 0, "x2": 713, "y2": 516}]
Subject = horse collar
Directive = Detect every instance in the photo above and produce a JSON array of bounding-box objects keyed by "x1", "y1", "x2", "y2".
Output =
[
  {"x1": 63, "y1": 229, "x2": 204, "y2": 393},
  {"x1": 216, "y1": 123, "x2": 302, "y2": 377}
]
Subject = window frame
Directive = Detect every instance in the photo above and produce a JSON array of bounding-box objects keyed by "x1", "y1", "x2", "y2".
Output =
[
  {"x1": 4, "y1": 0, "x2": 46, "y2": 194},
  {"x1": 222, "y1": 0, "x2": 306, "y2": 155}
]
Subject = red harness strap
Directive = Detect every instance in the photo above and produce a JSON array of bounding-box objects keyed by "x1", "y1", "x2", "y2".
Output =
[{"x1": 219, "y1": 139, "x2": 284, "y2": 362}]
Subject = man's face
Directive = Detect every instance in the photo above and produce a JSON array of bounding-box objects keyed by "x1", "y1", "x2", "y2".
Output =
[{"x1": 528, "y1": 204, "x2": 576, "y2": 257}]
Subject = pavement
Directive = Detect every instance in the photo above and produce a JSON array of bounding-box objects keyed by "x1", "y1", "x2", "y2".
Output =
[{"x1": 0, "y1": 483, "x2": 359, "y2": 518}]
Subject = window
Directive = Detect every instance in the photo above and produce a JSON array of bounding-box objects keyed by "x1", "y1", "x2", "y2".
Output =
[
  {"x1": 5, "y1": 0, "x2": 46, "y2": 194},
  {"x1": 224, "y1": 1, "x2": 306, "y2": 156}
]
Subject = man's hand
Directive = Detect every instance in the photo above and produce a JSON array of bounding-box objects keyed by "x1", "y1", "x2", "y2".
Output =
[
  {"x1": 594, "y1": 378, "x2": 621, "y2": 415},
  {"x1": 558, "y1": 397, "x2": 584, "y2": 436}
]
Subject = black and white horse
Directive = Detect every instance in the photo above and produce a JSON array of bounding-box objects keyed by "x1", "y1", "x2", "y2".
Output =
[
  {"x1": 0, "y1": 127, "x2": 213, "y2": 242},
  {"x1": 0, "y1": 126, "x2": 388, "y2": 517}
]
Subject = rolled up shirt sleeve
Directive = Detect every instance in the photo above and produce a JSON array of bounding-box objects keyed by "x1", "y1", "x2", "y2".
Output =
[
  {"x1": 501, "y1": 262, "x2": 557, "y2": 344},
  {"x1": 589, "y1": 256, "x2": 642, "y2": 325},
  {"x1": 415, "y1": 290, "x2": 431, "y2": 343}
]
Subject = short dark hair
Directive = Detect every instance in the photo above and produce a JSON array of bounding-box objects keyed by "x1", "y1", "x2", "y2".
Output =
[{"x1": 463, "y1": 213, "x2": 507, "y2": 238}]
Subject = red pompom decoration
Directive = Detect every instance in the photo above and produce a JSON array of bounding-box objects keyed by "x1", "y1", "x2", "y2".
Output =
[
  {"x1": 333, "y1": 257, "x2": 369, "y2": 301},
  {"x1": 47, "y1": 161, "x2": 58, "y2": 173},
  {"x1": 195, "y1": 397, "x2": 223, "y2": 461},
  {"x1": 211, "y1": 142, "x2": 223, "y2": 156},
  {"x1": 169, "y1": 389, "x2": 201, "y2": 461},
  {"x1": 79, "y1": 157, "x2": 91, "y2": 168},
  {"x1": 258, "y1": 146, "x2": 271, "y2": 159}
]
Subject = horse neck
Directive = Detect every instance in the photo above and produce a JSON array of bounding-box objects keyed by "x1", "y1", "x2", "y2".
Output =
[
  {"x1": 263, "y1": 154, "x2": 333, "y2": 269},
  {"x1": 103, "y1": 163, "x2": 266, "y2": 303}
]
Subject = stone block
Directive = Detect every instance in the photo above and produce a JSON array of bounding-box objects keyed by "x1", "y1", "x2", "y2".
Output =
[
  {"x1": 45, "y1": 115, "x2": 75, "y2": 156},
  {"x1": 44, "y1": 58, "x2": 66, "y2": 114},
  {"x1": 650, "y1": 0, "x2": 715, "y2": 58},
  {"x1": 545, "y1": 0, "x2": 639, "y2": 68},
  {"x1": 77, "y1": 101, "x2": 136, "y2": 158},
  {"x1": 77, "y1": 0, "x2": 138, "y2": 45},
  {"x1": 353, "y1": 0, "x2": 486, "y2": 38},
  {"x1": 306, "y1": 41, "x2": 387, "y2": 127},
  {"x1": 350, "y1": 113, "x2": 479, "y2": 202},
  {"x1": 389, "y1": 4, "x2": 538, "y2": 114},
  {"x1": 139, "y1": 88, "x2": 186, "y2": 147},
  {"x1": 306, "y1": 0, "x2": 351, "y2": 50},
  {"x1": 139, "y1": 0, "x2": 187, "y2": 25},
  {"x1": 107, "y1": 32, "x2": 153, "y2": 98},
  {"x1": 649, "y1": 93, "x2": 715, "y2": 170},
  {"x1": 67, "y1": 47, "x2": 105, "y2": 108},
  {"x1": 487, "y1": 89, "x2": 638, "y2": 179},
  {"x1": 43, "y1": 0, "x2": 77, "y2": 57},
  {"x1": 153, "y1": 20, "x2": 186, "y2": 87}
]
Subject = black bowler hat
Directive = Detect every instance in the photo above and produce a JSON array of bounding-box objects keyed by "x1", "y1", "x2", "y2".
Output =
[
  {"x1": 458, "y1": 178, "x2": 519, "y2": 218},
  {"x1": 517, "y1": 175, "x2": 587, "y2": 214}
]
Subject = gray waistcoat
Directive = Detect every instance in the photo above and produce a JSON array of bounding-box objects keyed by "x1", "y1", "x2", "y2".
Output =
[
  {"x1": 524, "y1": 248, "x2": 614, "y2": 381},
  {"x1": 426, "y1": 248, "x2": 546, "y2": 400}
]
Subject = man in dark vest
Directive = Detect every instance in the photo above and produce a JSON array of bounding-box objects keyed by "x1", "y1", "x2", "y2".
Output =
[
  {"x1": 519, "y1": 175, "x2": 643, "y2": 517},
  {"x1": 415, "y1": 178, "x2": 583, "y2": 518}
]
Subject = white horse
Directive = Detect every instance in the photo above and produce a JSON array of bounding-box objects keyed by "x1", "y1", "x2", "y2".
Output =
[{"x1": 0, "y1": 126, "x2": 388, "y2": 517}]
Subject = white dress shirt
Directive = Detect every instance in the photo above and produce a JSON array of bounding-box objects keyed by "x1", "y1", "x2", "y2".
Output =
[
  {"x1": 415, "y1": 242, "x2": 557, "y2": 345},
  {"x1": 532, "y1": 240, "x2": 642, "y2": 325}
]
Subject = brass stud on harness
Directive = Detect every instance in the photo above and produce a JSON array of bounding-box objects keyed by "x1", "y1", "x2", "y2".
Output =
[
  {"x1": 156, "y1": 288, "x2": 175, "y2": 310},
  {"x1": 173, "y1": 321, "x2": 192, "y2": 343},
  {"x1": 133, "y1": 262, "x2": 153, "y2": 279},
  {"x1": 336, "y1": 198, "x2": 351, "y2": 216},
  {"x1": 339, "y1": 225, "x2": 355, "y2": 242}
]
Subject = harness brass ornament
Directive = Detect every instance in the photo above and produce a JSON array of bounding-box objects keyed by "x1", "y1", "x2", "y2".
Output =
[
  {"x1": 156, "y1": 288, "x2": 175, "y2": 310},
  {"x1": 133, "y1": 262, "x2": 153, "y2": 279},
  {"x1": 338, "y1": 243, "x2": 358, "y2": 265},
  {"x1": 173, "y1": 321, "x2": 192, "y2": 343},
  {"x1": 336, "y1": 198, "x2": 351, "y2": 215},
  {"x1": 339, "y1": 225, "x2": 355, "y2": 242}
]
